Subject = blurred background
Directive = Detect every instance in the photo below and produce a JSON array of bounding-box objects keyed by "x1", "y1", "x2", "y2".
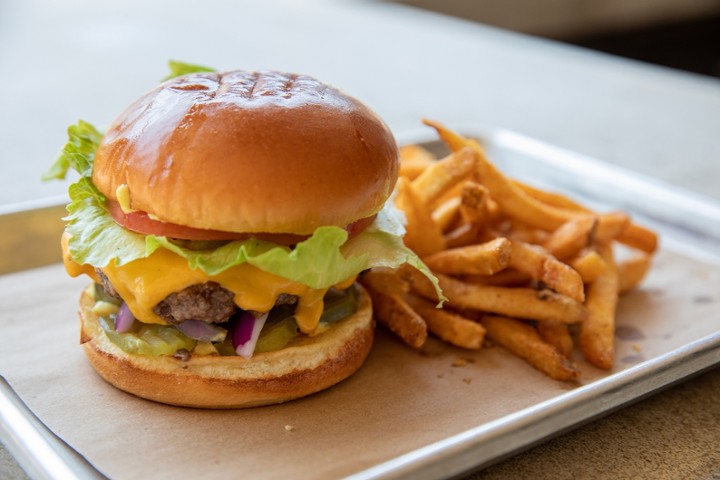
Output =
[{"x1": 388, "y1": 0, "x2": 720, "y2": 78}]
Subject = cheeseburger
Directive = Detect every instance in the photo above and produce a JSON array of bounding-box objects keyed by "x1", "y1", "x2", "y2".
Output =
[{"x1": 45, "y1": 63, "x2": 439, "y2": 408}]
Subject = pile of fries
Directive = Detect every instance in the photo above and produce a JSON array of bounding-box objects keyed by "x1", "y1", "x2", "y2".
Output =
[{"x1": 361, "y1": 120, "x2": 658, "y2": 381}]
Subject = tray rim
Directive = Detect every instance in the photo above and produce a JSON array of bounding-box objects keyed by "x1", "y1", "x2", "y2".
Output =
[{"x1": 2, "y1": 124, "x2": 720, "y2": 480}]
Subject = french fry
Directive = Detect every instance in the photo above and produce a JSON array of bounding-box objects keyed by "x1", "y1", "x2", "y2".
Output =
[
  {"x1": 405, "y1": 295, "x2": 486, "y2": 349},
  {"x1": 617, "y1": 223, "x2": 659, "y2": 254},
  {"x1": 411, "y1": 147, "x2": 476, "y2": 205},
  {"x1": 432, "y1": 196, "x2": 461, "y2": 232},
  {"x1": 473, "y1": 147, "x2": 579, "y2": 231},
  {"x1": 504, "y1": 223, "x2": 550, "y2": 245},
  {"x1": 569, "y1": 248, "x2": 607, "y2": 283},
  {"x1": 481, "y1": 315, "x2": 580, "y2": 381},
  {"x1": 512, "y1": 180, "x2": 588, "y2": 212},
  {"x1": 462, "y1": 269, "x2": 530, "y2": 288},
  {"x1": 400, "y1": 144, "x2": 436, "y2": 180},
  {"x1": 401, "y1": 266, "x2": 587, "y2": 324},
  {"x1": 364, "y1": 286, "x2": 427, "y2": 349},
  {"x1": 422, "y1": 118, "x2": 475, "y2": 153},
  {"x1": 395, "y1": 177, "x2": 446, "y2": 257},
  {"x1": 459, "y1": 181, "x2": 489, "y2": 226},
  {"x1": 360, "y1": 267, "x2": 408, "y2": 296},
  {"x1": 618, "y1": 251, "x2": 652, "y2": 294},
  {"x1": 579, "y1": 244, "x2": 619, "y2": 370},
  {"x1": 508, "y1": 240, "x2": 585, "y2": 303},
  {"x1": 444, "y1": 222, "x2": 482, "y2": 249},
  {"x1": 542, "y1": 215, "x2": 597, "y2": 260},
  {"x1": 537, "y1": 321, "x2": 574, "y2": 358},
  {"x1": 595, "y1": 212, "x2": 631, "y2": 243},
  {"x1": 423, "y1": 238, "x2": 511, "y2": 276}
]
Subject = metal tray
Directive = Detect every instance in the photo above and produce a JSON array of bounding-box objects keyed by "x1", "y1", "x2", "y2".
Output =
[{"x1": 1, "y1": 126, "x2": 720, "y2": 480}]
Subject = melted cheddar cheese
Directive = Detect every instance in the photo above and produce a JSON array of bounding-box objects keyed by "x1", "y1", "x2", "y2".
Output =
[{"x1": 61, "y1": 235, "x2": 355, "y2": 334}]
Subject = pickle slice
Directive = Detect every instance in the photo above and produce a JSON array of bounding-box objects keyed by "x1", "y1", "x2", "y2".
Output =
[
  {"x1": 255, "y1": 316, "x2": 298, "y2": 353},
  {"x1": 99, "y1": 316, "x2": 196, "y2": 356},
  {"x1": 319, "y1": 286, "x2": 358, "y2": 324}
]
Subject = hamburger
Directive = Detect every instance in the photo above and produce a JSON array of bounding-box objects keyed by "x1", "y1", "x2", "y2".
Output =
[{"x1": 44, "y1": 63, "x2": 440, "y2": 408}]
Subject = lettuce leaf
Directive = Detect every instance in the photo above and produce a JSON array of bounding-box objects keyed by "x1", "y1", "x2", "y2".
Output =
[
  {"x1": 65, "y1": 177, "x2": 149, "y2": 268},
  {"x1": 42, "y1": 121, "x2": 102, "y2": 181},
  {"x1": 162, "y1": 60, "x2": 216, "y2": 81},
  {"x1": 145, "y1": 201, "x2": 442, "y2": 296},
  {"x1": 64, "y1": 179, "x2": 442, "y2": 297},
  {"x1": 50, "y1": 117, "x2": 444, "y2": 299}
]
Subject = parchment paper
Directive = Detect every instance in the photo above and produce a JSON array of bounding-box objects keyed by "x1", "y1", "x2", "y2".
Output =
[{"x1": 1, "y1": 246, "x2": 719, "y2": 479}]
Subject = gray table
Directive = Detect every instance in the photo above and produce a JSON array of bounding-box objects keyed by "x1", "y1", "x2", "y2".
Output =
[{"x1": 2, "y1": 0, "x2": 719, "y2": 478}]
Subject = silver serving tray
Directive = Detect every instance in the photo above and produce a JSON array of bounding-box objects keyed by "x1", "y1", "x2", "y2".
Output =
[{"x1": 1, "y1": 125, "x2": 719, "y2": 480}]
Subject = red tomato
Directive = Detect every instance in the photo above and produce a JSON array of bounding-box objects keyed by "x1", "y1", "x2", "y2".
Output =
[{"x1": 107, "y1": 201, "x2": 374, "y2": 244}]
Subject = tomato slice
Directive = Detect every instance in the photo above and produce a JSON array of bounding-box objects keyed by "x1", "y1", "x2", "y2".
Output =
[{"x1": 107, "y1": 201, "x2": 375, "y2": 244}]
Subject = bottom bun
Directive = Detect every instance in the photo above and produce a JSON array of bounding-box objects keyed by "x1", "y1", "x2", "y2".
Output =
[{"x1": 79, "y1": 284, "x2": 374, "y2": 408}]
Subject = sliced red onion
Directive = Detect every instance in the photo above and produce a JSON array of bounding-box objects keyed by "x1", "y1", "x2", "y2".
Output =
[
  {"x1": 175, "y1": 320, "x2": 227, "y2": 342},
  {"x1": 115, "y1": 303, "x2": 135, "y2": 333},
  {"x1": 232, "y1": 312, "x2": 256, "y2": 347},
  {"x1": 232, "y1": 312, "x2": 269, "y2": 359}
]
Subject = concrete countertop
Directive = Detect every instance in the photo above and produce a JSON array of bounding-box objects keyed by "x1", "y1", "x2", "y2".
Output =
[{"x1": 1, "y1": 0, "x2": 719, "y2": 478}]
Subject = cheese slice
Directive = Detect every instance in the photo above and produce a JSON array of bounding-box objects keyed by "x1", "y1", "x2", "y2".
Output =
[{"x1": 61, "y1": 236, "x2": 355, "y2": 334}]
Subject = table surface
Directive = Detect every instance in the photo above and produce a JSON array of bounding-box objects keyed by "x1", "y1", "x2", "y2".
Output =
[{"x1": 1, "y1": 0, "x2": 719, "y2": 478}]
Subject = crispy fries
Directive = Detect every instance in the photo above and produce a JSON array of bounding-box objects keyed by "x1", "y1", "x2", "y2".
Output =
[
  {"x1": 617, "y1": 223, "x2": 659, "y2": 254},
  {"x1": 361, "y1": 269, "x2": 426, "y2": 349},
  {"x1": 513, "y1": 180, "x2": 588, "y2": 212},
  {"x1": 618, "y1": 251, "x2": 652, "y2": 294},
  {"x1": 362, "y1": 120, "x2": 658, "y2": 382},
  {"x1": 403, "y1": 267, "x2": 587, "y2": 324},
  {"x1": 508, "y1": 240, "x2": 585, "y2": 302},
  {"x1": 595, "y1": 212, "x2": 631, "y2": 243},
  {"x1": 411, "y1": 147, "x2": 476, "y2": 205},
  {"x1": 432, "y1": 196, "x2": 462, "y2": 232},
  {"x1": 569, "y1": 249, "x2": 607, "y2": 283},
  {"x1": 482, "y1": 316, "x2": 580, "y2": 381},
  {"x1": 579, "y1": 244, "x2": 619, "y2": 370},
  {"x1": 542, "y1": 215, "x2": 597, "y2": 260},
  {"x1": 395, "y1": 177, "x2": 446, "y2": 257},
  {"x1": 422, "y1": 118, "x2": 471, "y2": 152},
  {"x1": 399, "y1": 144, "x2": 436, "y2": 180},
  {"x1": 459, "y1": 181, "x2": 490, "y2": 225},
  {"x1": 423, "y1": 238, "x2": 511, "y2": 276},
  {"x1": 405, "y1": 295, "x2": 486, "y2": 349},
  {"x1": 537, "y1": 321, "x2": 574, "y2": 358}
]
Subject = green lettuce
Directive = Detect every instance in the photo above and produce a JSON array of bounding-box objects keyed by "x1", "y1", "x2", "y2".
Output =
[
  {"x1": 162, "y1": 60, "x2": 216, "y2": 81},
  {"x1": 42, "y1": 121, "x2": 102, "y2": 181},
  {"x1": 63, "y1": 171, "x2": 441, "y2": 294},
  {"x1": 46, "y1": 116, "x2": 444, "y2": 299}
]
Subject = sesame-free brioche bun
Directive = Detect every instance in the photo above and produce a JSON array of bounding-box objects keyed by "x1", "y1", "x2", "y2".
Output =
[
  {"x1": 92, "y1": 70, "x2": 399, "y2": 235},
  {"x1": 79, "y1": 284, "x2": 374, "y2": 408}
]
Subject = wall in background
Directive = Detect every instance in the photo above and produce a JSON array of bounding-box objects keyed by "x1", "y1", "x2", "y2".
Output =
[{"x1": 386, "y1": 0, "x2": 720, "y2": 78}]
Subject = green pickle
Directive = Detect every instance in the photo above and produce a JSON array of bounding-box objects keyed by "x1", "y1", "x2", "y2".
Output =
[
  {"x1": 319, "y1": 286, "x2": 358, "y2": 324},
  {"x1": 214, "y1": 338, "x2": 237, "y2": 356},
  {"x1": 255, "y1": 285, "x2": 359, "y2": 353},
  {"x1": 255, "y1": 316, "x2": 298, "y2": 353},
  {"x1": 93, "y1": 283, "x2": 122, "y2": 306},
  {"x1": 99, "y1": 315, "x2": 196, "y2": 356}
]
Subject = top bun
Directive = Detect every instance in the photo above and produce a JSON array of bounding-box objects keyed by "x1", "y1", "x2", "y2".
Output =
[{"x1": 93, "y1": 70, "x2": 399, "y2": 234}]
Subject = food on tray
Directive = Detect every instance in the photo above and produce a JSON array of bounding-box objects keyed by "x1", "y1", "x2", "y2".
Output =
[
  {"x1": 360, "y1": 120, "x2": 659, "y2": 381},
  {"x1": 43, "y1": 62, "x2": 440, "y2": 408}
]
